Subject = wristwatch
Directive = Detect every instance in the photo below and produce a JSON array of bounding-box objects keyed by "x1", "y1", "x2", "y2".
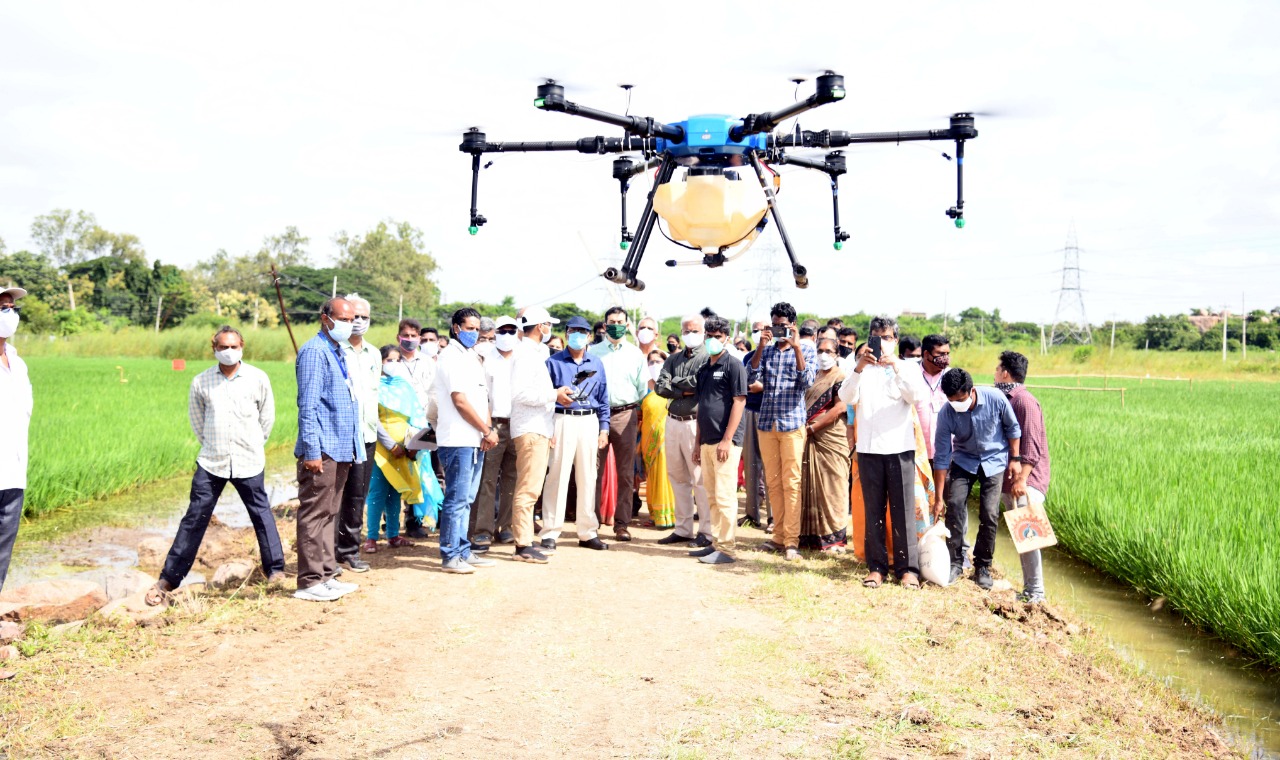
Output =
[{"x1": 1010, "y1": 455, "x2": 1023, "y2": 462}]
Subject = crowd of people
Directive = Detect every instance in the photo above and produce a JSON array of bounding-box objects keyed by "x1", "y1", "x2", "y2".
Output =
[{"x1": 0, "y1": 283, "x2": 1056, "y2": 606}]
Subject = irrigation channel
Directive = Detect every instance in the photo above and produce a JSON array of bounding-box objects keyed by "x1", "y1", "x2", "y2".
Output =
[{"x1": 7, "y1": 455, "x2": 1280, "y2": 756}]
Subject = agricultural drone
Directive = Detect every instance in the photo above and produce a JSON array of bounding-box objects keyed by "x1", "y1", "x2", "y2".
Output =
[{"x1": 458, "y1": 72, "x2": 978, "y2": 290}]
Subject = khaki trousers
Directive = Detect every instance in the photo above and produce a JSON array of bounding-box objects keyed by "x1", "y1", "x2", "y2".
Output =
[
  {"x1": 700, "y1": 443, "x2": 742, "y2": 557},
  {"x1": 665, "y1": 416, "x2": 710, "y2": 539},
  {"x1": 758, "y1": 428, "x2": 805, "y2": 549},
  {"x1": 540, "y1": 414, "x2": 601, "y2": 541},
  {"x1": 511, "y1": 433, "x2": 550, "y2": 548}
]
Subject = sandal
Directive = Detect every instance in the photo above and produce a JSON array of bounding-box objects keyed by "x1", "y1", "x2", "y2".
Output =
[
  {"x1": 388, "y1": 536, "x2": 415, "y2": 548},
  {"x1": 144, "y1": 581, "x2": 174, "y2": 607},
  {"x1": 862, "y1": 572, "x2": 884, "y2": 589},
  {"x1": 756, "y1": 540, "x2": 783, "y2": 554},
  {"x1": 361, "y1": 539, "x2": 378, "y2": 554},
  {"x1": 900, "y1": 572, "x2": 921, "y2": 590}
]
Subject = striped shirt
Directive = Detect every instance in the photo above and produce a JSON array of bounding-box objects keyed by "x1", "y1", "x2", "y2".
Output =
[
  {"x1": 748, "y1": 341, "x2": 817, "y2": 433},
  {"x1": 189, "y1": 362, "x2": 275, "y2": 479}
]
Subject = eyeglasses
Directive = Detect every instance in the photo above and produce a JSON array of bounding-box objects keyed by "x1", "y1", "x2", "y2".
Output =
[
  {"x1": 497, "y1": 328, "x2": 518, "y2": 335},
  {"x1": 0, "y1": 305, "x2": 19, "y2": 314},
  {"x1": 353, "y1": 315, "x2": 370, "y2": 323}
]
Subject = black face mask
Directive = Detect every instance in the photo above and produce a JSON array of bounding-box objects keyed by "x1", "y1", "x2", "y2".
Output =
[
  {"x1": 837, "y1": 345, "x2": 853, "y2": 359},
  {"x1": 667, "y1": 341, "x2": 679, "y2": 352},
  {"x1": 929, "y1": 353, "x2": 951, "y2": 369}
]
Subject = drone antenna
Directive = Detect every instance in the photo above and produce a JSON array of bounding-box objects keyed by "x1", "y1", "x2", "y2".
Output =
[
  {"x1": 620, "y1": 84, "x2": 634, "y2": 116},
  {"x1": 787, "y1": 78, "x2": 806, "y2": 142}
]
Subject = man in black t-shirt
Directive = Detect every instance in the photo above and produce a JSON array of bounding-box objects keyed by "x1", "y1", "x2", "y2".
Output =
[{"x1": 691, "y1": 317, "x2": 748, "y2": 565}]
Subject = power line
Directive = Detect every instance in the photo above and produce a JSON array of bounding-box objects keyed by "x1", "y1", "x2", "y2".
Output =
[{"x1": 1049, "y1": 225, "x2": 1092, "y2": 345}]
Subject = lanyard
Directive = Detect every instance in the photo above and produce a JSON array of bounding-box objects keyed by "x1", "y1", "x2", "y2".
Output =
[{"x1": 328, "y1": 340, "x2": 349, "y2": 381}]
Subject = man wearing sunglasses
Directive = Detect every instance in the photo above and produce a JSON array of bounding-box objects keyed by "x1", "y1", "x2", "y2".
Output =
[{"x1": 0, "y1": 286, "x2": 31, "y2": 594}]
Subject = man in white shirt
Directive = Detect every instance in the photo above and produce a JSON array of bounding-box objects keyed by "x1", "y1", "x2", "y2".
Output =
[
  {"x1": 838, "y1": 316, "x2": 923, "y2": 590},
  {"x1": 335, "y1": 294, "x2": 379, "y2": 574},
  {"x1": 434, "y1": 308, "x2": 499, "y2": 574},
  {"x1": 468, "y1": 315, "x2": 520, "y2": 548},
  {"x1": 395, "y1": 317, "x2": 437, "y2": 539},
  {"x1": 0, "y1": 286, "x2": 32, "y2": 592},
  {"x1": 508, "y1": 306, "x2": 575, "y2": 564},
  {"x1": 146, "y1": 326, "x2": 284, "y2": 605}
]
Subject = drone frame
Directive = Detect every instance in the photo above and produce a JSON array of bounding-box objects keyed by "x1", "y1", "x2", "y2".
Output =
[{"x1": 458, "y1": 73, "x2": 978, "y2": 291}]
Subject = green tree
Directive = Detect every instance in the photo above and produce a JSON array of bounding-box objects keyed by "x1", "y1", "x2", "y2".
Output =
[
  {"x1": 262, "y1": 226, "x2": 311, "y2": 268},
  {"x1": 333, "y1": 220, "x2": 439, "y2": 319},
  {"x1": 0, "y1": 250, "x2": 62, "y2": 302},
  {"x1": 1139, "y1": 314, "x2": 1200, "y2": 350},
  {"x1": 30, "y1": 209, "x2": 98, "y2": 266}
]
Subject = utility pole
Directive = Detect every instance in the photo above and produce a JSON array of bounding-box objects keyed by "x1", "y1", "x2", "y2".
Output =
[
  {"x1": 1109, "y1": 316, "x2": 1116, "y2": 357},
  {"x1": 253, "y1": 297, "x2": 260, "y2": 330},
  {"x1": 271, "y1": 264, "x2": 299, "y2": 354},
  {"x1": 1222, "y1": 307, "x2": 1229, "y2": 363},
  {"x1": 332, "y1": 276, "x2": 337, "y2": 299},
  {"x1": 154, "y1": 296, "x2": 163, "y2": 332},
  {"x1": 1039, "y1": 324, "x2": 1047, "y2": 355},
  {"x1": 980, "y1": 313, "x2": 985, "y2": 348},
  {"x1": 67, "y1": 280, "x2": 76, "y2": 311},
  {"x1": 1049, "y1": 225, "x2": 1092, "y2": 345},
  {"x1": 1242, "y1": 293, "x2": 1248, "y2": 360},
  {"x1": 398, "y1": 294, "x2": 404, "y2": 322}
]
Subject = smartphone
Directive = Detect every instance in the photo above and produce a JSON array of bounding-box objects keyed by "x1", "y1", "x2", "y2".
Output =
[
  {"x1": 774, "y1": 327, "x2": 792, "y2": 343},
  {"x1": 867, "y1": 335, "x2": 882, "y2": 360}
]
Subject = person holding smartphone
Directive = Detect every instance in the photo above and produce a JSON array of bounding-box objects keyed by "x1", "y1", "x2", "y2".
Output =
[{"x1": 748, "y1": 302, "x2": 817, "y2": 562}]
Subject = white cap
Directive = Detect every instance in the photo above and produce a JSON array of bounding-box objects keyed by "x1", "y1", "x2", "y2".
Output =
[
  {"x1": 519, "y1": 306, "x2": 560, "y2": 328},
  {"x1": 0, "y1": 287, "x2": 27, "y2": 300},
  {"x1": 495, "y1": 315, "x2": 519, "y2": 329}
]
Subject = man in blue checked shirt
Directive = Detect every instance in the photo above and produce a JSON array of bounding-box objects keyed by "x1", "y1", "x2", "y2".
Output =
[
  {"x1": 748, "y1": 301, "x2": 816, "y2": 562},
  {"x1": 293, "y1": 297, "x2": 366, "y2": 602},
  {"x1": 539, "y1": 316, "x2": 611, "y2": 553}
]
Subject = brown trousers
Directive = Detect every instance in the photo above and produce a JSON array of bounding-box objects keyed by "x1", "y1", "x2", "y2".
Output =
[
  {"x1": 596, "y1": 407, "x2": 638, "y2": 528},
  {"x1": 296, "y1": 456, "x2": 351, "y2": 590},
  {"x1": 469, "y1": 419, "x2": 516, "y2": 538}
]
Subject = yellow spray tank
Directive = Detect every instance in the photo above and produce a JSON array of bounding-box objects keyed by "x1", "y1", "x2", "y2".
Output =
[{"x1": 653, "y1": 167, "x2": 768, "y2": 252}]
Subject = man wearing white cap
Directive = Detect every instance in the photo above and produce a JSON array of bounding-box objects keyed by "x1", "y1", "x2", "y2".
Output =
[
  {"x1": 0, "y1": 286, "x2": 32, "y2": 591},
  {"x1": 468, "y1": 315, "x2": 521, "y2": 547},
  {"x1": 507, "y1": 306, "x2": 576, "y2": 563}
]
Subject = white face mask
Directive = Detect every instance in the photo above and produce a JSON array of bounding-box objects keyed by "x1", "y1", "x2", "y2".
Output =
[
  {"x1": 495, "y1": 333, "x2": 519, "y2": 353},
  {"x1": 326, "y1": 317, "x2": 353, "y2": 343},
  {"x1": 949, "y1": 393, "x2": 972, "y2": 413},
  {"x1": 475, "y1": 342, "x2": 497, "y2": 361},
  {"x1": 0, "y1": 309, "x2": 18, "y2": 339},
  {"x1": 817, "y1": 354, "x2": 836, "y2": 371},
  {"x1": 881, "y1": 339, "x2": 898, "y2": 358},
  {"x1": 637, "y1": 328, "x2": 655, "y2": 345},
  {"x1": 422, "y1": 341, "x2": 440, "y2": 357},
  {"x1": 540, "y1": 326, "x2": 552, "y2": 344},
  {"x1": 648, "y1": 364, "x2": 662, "y2": 382},
  {"x1": 383, "y1": 361, "x2": 406, "y2": 379},
  {"x1": 351, "y1": 315, "x2": 370, "y2": 336},
  {"x1": 214, "y1": 347, "x2": 242, "y2": 366},
  {"x1": 682, "y1": 332, "x2": 704, "y2": 349}
]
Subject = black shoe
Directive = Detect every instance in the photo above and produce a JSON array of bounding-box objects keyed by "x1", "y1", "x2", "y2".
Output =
[
  {"x1": 688, "y1": 546, "x2": 716, "y2": 558},
  {"x1": 737, "y1": 516, "x2": 760, "y2": 529},
  {"x1": 974, "y1": 566, "x2": 993, "y2": 590},
  {"x1": 471, "y1": 543, "x2": 490, "y2": 554},
  {"x1": 578, "y1": 537, "x2": 609, "y2": 551},
  {"x1": 342, "y1": 558, "x2": 370, "y2": 573},
  {"x1": 656, "y1": 532, "x2": 695, "y2": 545},
  {"x1": 540, "y1": 538, "x2": 557, "y2": 553},
  {"x1": 407, "y1": 526, "x2": 429, "y2": 539},
  {"x1": 495, "y1": 530, "x2": 515, "y2": 544},
  {"x1": 949, "y1": 565, "x2": 963, "y2": 585},
  {"x1": 693, "y1": 534, "x2": 712, "y2": 548},
  {"x1": 514, "y1": 546, "x2": 549, "y2": 564}
]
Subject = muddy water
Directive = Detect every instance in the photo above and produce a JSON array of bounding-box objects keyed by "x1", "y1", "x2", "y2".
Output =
[
  {"x1": 987, "y1": 518, "x2": 1280, "y2": 756},
  {"x1": 8, "y1": 468, "x2": 1279, "y2": 756}
]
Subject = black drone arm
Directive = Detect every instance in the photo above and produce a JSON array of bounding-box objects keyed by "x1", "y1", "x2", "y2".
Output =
[
  {"x1": 767, "y1": 151, "x2": 851, "y2": 251},
  {"x1": 730, "y1": 72, "x2": 846, "y2": 141},
  {"x1": 534, "y1": 81, "x2": 685, "y2": 141}
]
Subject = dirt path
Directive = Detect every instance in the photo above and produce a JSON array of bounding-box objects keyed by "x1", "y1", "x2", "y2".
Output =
[{"x1": 15, "y1": 517, "x2": 1238, "y2": 759}]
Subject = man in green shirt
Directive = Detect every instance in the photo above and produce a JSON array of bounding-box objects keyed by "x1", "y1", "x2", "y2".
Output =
[{"x1": 588, "y1": 306, "x2": 650, "y2": 541}]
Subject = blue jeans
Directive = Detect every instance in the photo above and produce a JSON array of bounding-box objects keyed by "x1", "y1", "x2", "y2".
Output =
[
  {"x1": 366, "y1": 466, "x2": 402, "y2": 540},
  {"x1": 437, "y1": 446, "x2": 485, "y2": 564},
  {"x1": 0, "y1": 488, "x2": 23, "y2": 591},
  {"x1": 160, "y1": 466, "x2": 285, "y2": 588}
]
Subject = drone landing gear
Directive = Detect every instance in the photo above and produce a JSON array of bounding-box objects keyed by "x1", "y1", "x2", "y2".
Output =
[
  {"x1": 603, "y1": 154, "x2": 677, "y2": 291},
  {"x1": 747, "y1": 153, "x2": 808, "y2": 289}
]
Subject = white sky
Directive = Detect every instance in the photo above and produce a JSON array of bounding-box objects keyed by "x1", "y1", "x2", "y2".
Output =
[{"x1": 1, "y1": 1, "x2": 1278, "y2": 325}]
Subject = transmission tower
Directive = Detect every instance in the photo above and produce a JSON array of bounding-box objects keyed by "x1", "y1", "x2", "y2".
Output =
[
  {"x1": 747, "y1": 239, "x2": 784, "y2": 322},
  {"x1": 1049, "y1": 227, "x2": 1092, "y2": 344}
]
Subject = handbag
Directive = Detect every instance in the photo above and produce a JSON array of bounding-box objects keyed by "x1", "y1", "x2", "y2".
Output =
[{"x1": 1003, "y1": 498, "x2": 1057, "y2": 554}]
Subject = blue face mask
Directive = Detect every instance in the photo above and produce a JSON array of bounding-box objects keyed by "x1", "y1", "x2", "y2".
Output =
[
  {"x1": 456, "y1": 330, "x2": 479, "y2": 349},
  {"x1": 566, "y1": 332, "x2": 590, "y2": 351}
]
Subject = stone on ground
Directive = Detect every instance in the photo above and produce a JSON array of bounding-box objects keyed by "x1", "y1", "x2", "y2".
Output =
[{"x1": 0, "y1": 579, "x2": 110, "y2": 624}]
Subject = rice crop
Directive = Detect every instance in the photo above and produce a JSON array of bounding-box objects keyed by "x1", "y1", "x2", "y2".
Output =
[
  {"x1": 1031, "y1": 378, "x2": 1280, "y2": 667},
  {"x1": 21, "y1": 357, "x2": 298, "y2": 518}
]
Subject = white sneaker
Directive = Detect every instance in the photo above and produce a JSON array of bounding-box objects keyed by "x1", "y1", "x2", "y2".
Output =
[
  {"x1": 324, "y1": 579, "x2": 358, "y2": 596},
  {"x1": 441, "y1": 558, "x2": 475, "y2": 574},
  {"x1": 462, "y1": 553, "x2": 496, "y2": 568},
  {"x1": 294, "y1": 583, "x2": 342, "y2": 602}
]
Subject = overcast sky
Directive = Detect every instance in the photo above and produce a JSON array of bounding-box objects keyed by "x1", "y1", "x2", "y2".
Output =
[{"x1": 1, "y1": 1, "x2": 1277, "y2": 325}]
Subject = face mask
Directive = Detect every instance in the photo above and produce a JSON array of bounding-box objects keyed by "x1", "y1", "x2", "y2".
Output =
[
  {"x1": 456, "y1": 330, "x2": 479, "y2": 349},
  {"x1": 496, "y1": 333, "x2": 519, "y2": 353},
  {"x1": 0, "y1": 309, "x2": 18, "y2": 339},
  {"x1": 215, "y1": 348, "x2": 242, "y2": 366},
  {"x1": 930, "y1": 353, "x2": 950, "y2": 369},
  {"x1": 881, "y1": 339, "x2": 898, "y2": 358},
  {"x1": 399, "y1": 337, "x2": 419, "y2": 353},
  {"x1": 606, "y1": 324, "x2": 628, "y2": 340},
  {"x1": 995, "y1": 381, "x2": 1018, "y2": 395},
  {"x1": 667, "y1": 341, "x2": 679, "y2": 352},
  {"x1": 705, "y1": 337, "x2": 724, "y2": 356},
  {"x1": 949, "y1": 393, "x2": 973, "y2": 413},
  {"x1": 351, "y1": 316, "x2": 370, "y2": 336},
  {"x1": 837, "y1": 345, "x2": 853, "y2": 359},
  {"x1": 540, "y1": 327, "x2": 552, "y2": 344},
  {"x1": 818, "y1": 354, "x2": 836, "y2": 371},
  {"x1": 326, "y1": 317, "x2": 353, "y2": 343},
  {"x1": 567, "y1": 332, "x2": 590, "y2": 351},
  {"x1": 422, "y1": 341, "x2": 440, "y2": 357},
  {"x1": 648, "y1": 364, "x2": 662, "y2": 382},
  {"x1": 904, "y1": 357, "x2": 922, "y2": 364},
  {"x1": 682, "y1": 332, "x2": 704, "y2": 349},
  {"x1": 475, "y1": 342, "x2": 497, "y2": 360},
  {"x1": 383, "y1": 362, "x2": 406, "y2": 379},
  {"x1": 637, "y1": 328, "x2": 655, "y2": 344}
]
